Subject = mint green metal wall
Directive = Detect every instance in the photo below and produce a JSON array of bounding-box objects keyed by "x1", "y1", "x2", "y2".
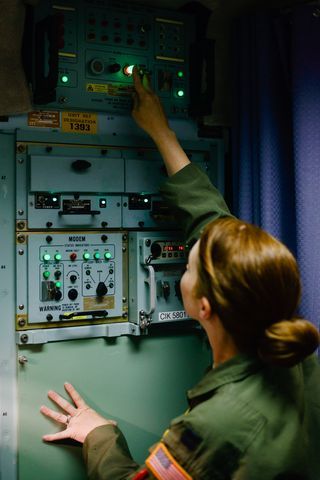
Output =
[{"x1": 18, "y1": 333, "x2": 210, "y2": 479}]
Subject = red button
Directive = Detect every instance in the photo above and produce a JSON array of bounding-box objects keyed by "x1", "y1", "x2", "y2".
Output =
[{"x1": 70, "y1": 253, "x2": 77, "y2": 261}]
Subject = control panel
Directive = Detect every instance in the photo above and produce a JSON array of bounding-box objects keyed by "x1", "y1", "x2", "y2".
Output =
[
  {"x1": 14, "y1": 133, "x2": 224, "y2": 341},
  {"x1": 16, "y1": 140, "x2": 210, "y2": 231},
  {"x1": 32, "y1": 0, "x2": 193, "y2": 117},
  {"x1": 129, "y1": 232, "x2": 189, "y2": 328},
  {"x1": 16, "y1": 231, "x2": 127, "y2": 330}
]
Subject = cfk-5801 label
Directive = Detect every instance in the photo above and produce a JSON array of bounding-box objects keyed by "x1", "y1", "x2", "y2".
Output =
[{"x1": 158, "y1": 310, "x2": 188, "y2": 321}]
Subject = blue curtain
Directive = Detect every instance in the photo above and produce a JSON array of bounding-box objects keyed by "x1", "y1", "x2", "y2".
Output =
[{"x1": 232, "y1": 5, "x2": 320, "y2": 328}]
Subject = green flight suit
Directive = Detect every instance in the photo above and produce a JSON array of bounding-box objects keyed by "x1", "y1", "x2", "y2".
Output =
[{"x1": 83, "y1": 164, "x2": 320, "y2": 480}]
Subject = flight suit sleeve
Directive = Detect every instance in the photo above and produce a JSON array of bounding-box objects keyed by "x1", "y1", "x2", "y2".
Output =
[
  {"x1": 159, "y1": 163, "x2": 233, "y2": 245},
  {"x1": 83, "y1": 424, "x2": 140, "y2": 480}
]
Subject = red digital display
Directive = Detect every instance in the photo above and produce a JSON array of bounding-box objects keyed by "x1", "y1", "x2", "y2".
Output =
[{"x1": 163, "y1": 245, "x2": 184, "y2": 252}]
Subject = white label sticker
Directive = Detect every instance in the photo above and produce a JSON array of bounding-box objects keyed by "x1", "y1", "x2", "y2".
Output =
[{"x1": 158, "y1": 310, "x2": 188, "y2": 321}]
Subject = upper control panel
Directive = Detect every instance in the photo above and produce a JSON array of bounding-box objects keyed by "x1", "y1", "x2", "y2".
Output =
[{"x1": 32, "y1": 0, "x2": 194, "y2": 118}]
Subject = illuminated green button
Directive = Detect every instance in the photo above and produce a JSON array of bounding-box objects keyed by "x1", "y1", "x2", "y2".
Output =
[
  {"x1": 177, "y1": 89, "x2": 185, "y2": 97},
  {"x1": 104, "y1": 252, "x2": 112, "y2": 260},
  {"x1": 43, "y1": 253, "x2": 51, "y2": 262},
  {"x1": 177, "y1": 70, "x2": 184, "y2": 78},
  {"x1": 54, "y1": 253, "x2": 62, "y2": 261},
  {"x1": 83, "y1": 252, "x2": 91, "y2": 261},
  {"x1": 55, "y1": 281, "x2": 62, "y2": 289},
  {"x1": 94, "y1": 252, "x2": 101, "y2": 260},
  {"x1": 43, "y1": 271, "x2": 50, "y2": 279},
  {"x1": 61, "y1": 75, "x2": 69, "y2": 84},
  {"x1": 123, "y1": 64, "x2": 135, "y2": 76}
]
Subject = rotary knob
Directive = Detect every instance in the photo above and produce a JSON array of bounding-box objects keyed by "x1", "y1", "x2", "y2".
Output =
[
  {"x1": 151, "y1": 242, "x2": 162, "y2": 258},
  {"x1": 96, "y1": 282, "x2": 108, "y2": 297},
  {"x1": 90, "y1": 58, "x2": 105, "y2": 75},
  {"x1": 68, "y1": 289, "x2": 78, "y2": 301}
]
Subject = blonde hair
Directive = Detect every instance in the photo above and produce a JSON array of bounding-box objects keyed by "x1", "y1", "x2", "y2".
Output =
[{"x1": 195, "y1": 217, "x2": 319, "y2": 367}]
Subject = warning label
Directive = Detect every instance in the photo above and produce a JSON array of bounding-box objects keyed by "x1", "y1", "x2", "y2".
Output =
[
  {"x1": 86, "y1": 83, "x2": 134, "y2": 96},
  {"x1": 61, "y1": 111, "x2": 98, "y2": 134}
]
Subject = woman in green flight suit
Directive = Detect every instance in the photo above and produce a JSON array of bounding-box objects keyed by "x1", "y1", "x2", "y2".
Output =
[{"x1": 40, "y1": 67, "x2": 320, "y2": 480}]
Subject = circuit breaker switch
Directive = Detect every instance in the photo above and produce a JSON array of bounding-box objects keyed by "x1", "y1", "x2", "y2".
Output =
[{"x1": 96, "y1": 282, "x2": 108, "y2": 297}]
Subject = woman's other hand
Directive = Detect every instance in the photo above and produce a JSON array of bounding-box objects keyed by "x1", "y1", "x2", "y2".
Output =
[{"x1": 40, "y1": 382, "x2": 116, "y2": 444}]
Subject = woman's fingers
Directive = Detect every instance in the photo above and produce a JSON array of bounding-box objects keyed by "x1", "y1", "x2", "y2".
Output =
[
  {"x1": 42, "y1": 429, "x2": 71, "y2": 442},
  {"x1": 47, "y1": 390, "x2": 77, "y2": 416},
  {"x1": 64, "y1": 382, "x2": 87, "y2": 409},
  {"x1": 40, "y1": 405, "x2": 69, "y2": 425},
  {"x1": 133, "y1": 66, "x2": 144, "y2": 94}
]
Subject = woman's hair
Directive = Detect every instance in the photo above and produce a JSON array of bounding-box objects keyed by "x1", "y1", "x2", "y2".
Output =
[{"x1": 195, "y1": 217, "x2": 319, "y2": 367}]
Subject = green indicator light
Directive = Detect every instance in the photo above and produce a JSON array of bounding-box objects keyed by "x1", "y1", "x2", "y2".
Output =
[
  {"x1": 83, "y1": 252, "x2": 90, "y2": 261},
  {"x1": 55, "y1": 281, "x2": 62, "y2": 289},
  {"x1": 43, "y1": 271, "x2": 50, "y2": 279},
  {"x1": 94, "y1": 252, "x2": 100, "y2": 260},
  {"x1": 177, "y1": 71, "x2": 184, "y2": 78},
  {"x1": 54, "y1": 253, "x2": 62, "y2": 261},
  {"x1": 43, "y1": 253, "x2": 51, "y2": 262},
  {"x1": 104, "y1": 252, "x2": 112, "y2": 260},
  {"x1": 61, "y1": 75, "x2": 69, "y2": 84},
  {"x1": 177, "y1": 89, "x2": 185, "y2": 97}
]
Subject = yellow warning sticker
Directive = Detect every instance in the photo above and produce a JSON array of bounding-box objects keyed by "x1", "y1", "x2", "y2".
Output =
[
  {"x1": 61, "y1": 111, "x2": 98, "y2": 134},
  {"x1": 86, "y1": 83, "x2": 134, "y2": 96}
]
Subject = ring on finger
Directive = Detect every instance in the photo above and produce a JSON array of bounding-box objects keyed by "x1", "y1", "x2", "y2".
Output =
[{"x1": 65, "y1": 415, "x2": 71, "y2": 425}]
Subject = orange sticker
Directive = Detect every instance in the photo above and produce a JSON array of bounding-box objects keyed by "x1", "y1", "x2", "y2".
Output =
[
  {"x1": 146, "y1": 442, "x2": 192, "y2": 480},
  {"x1": 61, "y1": 111, "x2": 98, "y2": 134}
]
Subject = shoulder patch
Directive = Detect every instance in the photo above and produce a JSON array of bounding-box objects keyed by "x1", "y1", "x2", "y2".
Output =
[{"x1": 146, "y1": 442, "x2": 193, "y2": 480}]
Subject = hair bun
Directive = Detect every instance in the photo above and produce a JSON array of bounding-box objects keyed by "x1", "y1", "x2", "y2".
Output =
[{"x1": 258, "y1": 318, "x2": 320, "y2": 367}]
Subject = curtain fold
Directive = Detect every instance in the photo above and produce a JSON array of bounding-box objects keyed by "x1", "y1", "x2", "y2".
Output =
[{"x1": 232, "y1": 6, "x2": 320, "y2": 328}]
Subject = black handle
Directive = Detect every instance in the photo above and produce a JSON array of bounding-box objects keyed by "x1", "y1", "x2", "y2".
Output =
[
  {"x1": 59, "y1": 310, "x2": 108, "y2": 320},
  {"x1": 58, "y1": 210, "x2": 100, "y2": 216},
  {"x1": 72, "y1": 160, "x2": 92, "y2": 172},
  {"x1": 34, "y1": 14, "x2": 59, "y2": 104},
  {"x1": 189, "y1": 38, "x2": 215, "y2": 116}
]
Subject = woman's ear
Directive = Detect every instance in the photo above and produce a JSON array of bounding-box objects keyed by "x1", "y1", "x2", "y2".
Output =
[{"x1": 199, "y1": 297, "x2": 212, "y2": 322}]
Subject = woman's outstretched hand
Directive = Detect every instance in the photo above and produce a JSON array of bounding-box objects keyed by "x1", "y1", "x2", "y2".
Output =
[
  {"x1": 132, "y1": 66, "x2": 170, "y2": 141},
  {"x1": 40, "y1": 382, "x2": 116, "y2": 444}
]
